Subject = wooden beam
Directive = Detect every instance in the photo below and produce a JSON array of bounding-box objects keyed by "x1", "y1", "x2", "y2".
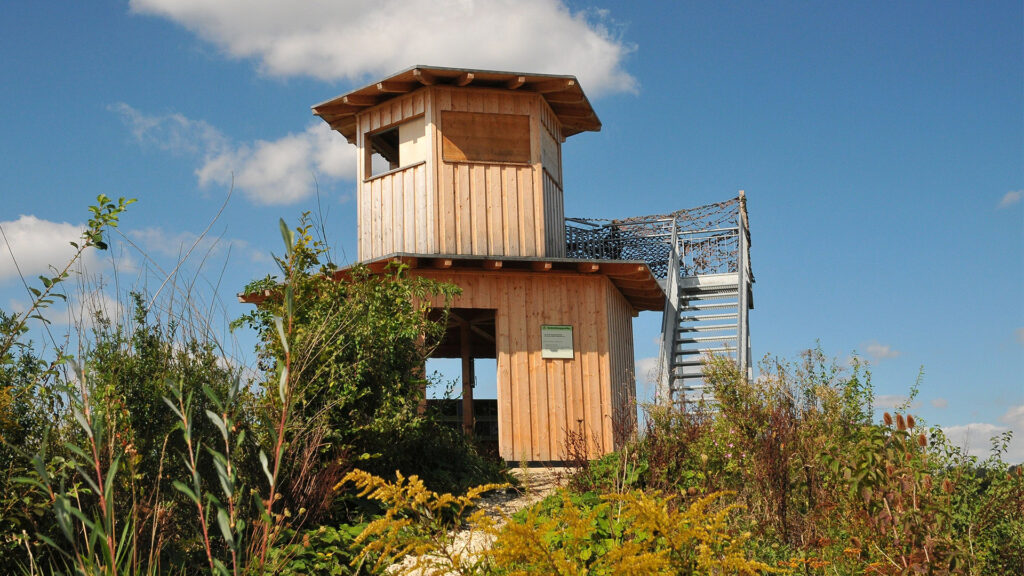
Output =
[
  {"x1": 413, "y1": 69, "x2": 437, "y2": 85},
  {"x1": 548, "y1": 107, "x2": 597, "y2": 119},
  {"x1": 376, "y1": 81, "x2": 417, "y2": 93},
  {"x1": 430, "y1": 258, "x2": 453, "y2": 269},
  {"x1": 342, "y1": 94, "x2": 379, "y2": 106},
  {"x1": 455, "y1": 72, "x2": 475, "y2": 87},
  {"x1": 505, "y1": 76, "x2": 526, "y2": 90},
  {"x1": 529, "y1": 78, "x2": 575, "y2": 93},
  {"x1": 313, "y1": 102, "x2": 361, "y2": 115},
  {"x1": 544, "y1": 92, "x2": 585, "y2": 104},
  {"x1": 470, "y1": 324, "x2": 496, "y2": 343},
  {"x1": 482, "y1": 259, "x2": 503, "y2": 270},
  {"x1": 577, "y1": 262, "x2": 600, "y2": 273},
  {"x1": 530, "y1": 261, "x2": 553, "y2": 272},
  {"x1": 461, "y1": 321, "x2": 474, "y2": 436}
]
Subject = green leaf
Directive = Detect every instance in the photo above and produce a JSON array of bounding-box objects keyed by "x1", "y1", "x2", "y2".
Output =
[
  {"x1": 104, "y1": 456, "x2": 120, "y2": 500},
  {"x1": 217, "y1": 508, "x2": 235, "y2": 549},
  {"x1": 279, "y1": 218, "x2": 294, "y2": 257},
  {"x1": 72, "y1": 407, "x2": 93, "y2": 439},
  {"x1": 172, "y1": 480, "x2": 199, "y2": 504},
  {"x1": 259, "y1": 450, "x2": 273, "y2": 487},
  {"x1": 278, "y1": 363, "x2": 289, "y2": 405},
  {"x1": 205, "y1": 409, "x2": 228, "y2": 442},
  {"x1": 274, "y1": 316, "x2": 289, "y2": 355}
]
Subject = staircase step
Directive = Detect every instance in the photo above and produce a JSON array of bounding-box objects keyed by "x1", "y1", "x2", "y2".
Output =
[
  {"x1": 677, "y1": 335, "x2": 737, "y2": 344},
  {"x1": 671, "y1": 359, "x2": 704, "y2": 368},
  {"x1": 678, "y1": 323, "x2": 737, "y2": 333},
  {"x1": 679, "y1": 291, "x2": 738, "y2": 302},
  {"x1": 678, "y1": 312, "x2": 737, "y2": 322},
  {"x1": 679, "y1": 302, "x2": 735, "y2": 311},
  {"x1": 675, "y1": 345, "x2": 736, "y2": 355}
]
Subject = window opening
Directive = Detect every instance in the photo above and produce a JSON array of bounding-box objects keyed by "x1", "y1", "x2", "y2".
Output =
[{"x1": 365, "y1": 116, "x2": 426, "y2": 178}]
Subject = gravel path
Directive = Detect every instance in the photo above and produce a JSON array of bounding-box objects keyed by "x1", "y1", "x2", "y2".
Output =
[{"x1": 386, "y1": 467, "x2": 568, "y2": 575}]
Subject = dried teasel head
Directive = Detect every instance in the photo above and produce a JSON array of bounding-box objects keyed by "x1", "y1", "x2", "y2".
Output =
[
  {"x1": 883, "y1": 412, "x2": 894, "y2": 427},
  {"x1": 922, "y1": 474, "x2": 933, "y2": 491},
  {"x1": 906, "y1": 414, "x2": 916, "y2": 429},
  {"x1": 896, "y1": 413, "x2": 907, "y2": 431},
  {"x1": 687, "y1": 486, "x2": 697, "y2": 496},
  {"x1": 942, "y1": 478, "x2": 954, "y2": 494},
  {"x1": 917, "y1": 433, "x2": 927, "y2": 447}
]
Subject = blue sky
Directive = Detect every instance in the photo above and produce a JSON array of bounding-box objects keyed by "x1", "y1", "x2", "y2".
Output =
[{"x1": 1, "y1": 1, "x2": 1021, "y2": 460}]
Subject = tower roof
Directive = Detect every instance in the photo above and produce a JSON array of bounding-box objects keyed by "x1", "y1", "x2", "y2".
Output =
[{"x1": 312, "y1": 65, "x2": 601, "y2": 142}]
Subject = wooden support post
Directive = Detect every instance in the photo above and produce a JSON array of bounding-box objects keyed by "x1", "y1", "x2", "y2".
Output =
[
  {"x1": 415, "y1": 334, "x2": 427, "y2": 415},
  {"x1": 460, "y1": 320, "x2": 474, "y2": 436}
]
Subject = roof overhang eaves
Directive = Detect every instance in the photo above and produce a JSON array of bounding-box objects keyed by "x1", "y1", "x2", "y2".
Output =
[
  {"x1": 337, "y1": 253, "x2": 666, "y2": 312},
  {"x1": 312, "y1": 65, "x2": 601, "y2": 142}
]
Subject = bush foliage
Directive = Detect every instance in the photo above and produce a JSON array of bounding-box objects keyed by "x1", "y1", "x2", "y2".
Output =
[{"x1": 0, "y1": 201, "x2": 1019, "y2": 575}]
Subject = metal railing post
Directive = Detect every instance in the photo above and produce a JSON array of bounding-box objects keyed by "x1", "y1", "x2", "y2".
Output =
[
  {"x1": 657, "y1": 218, "x2": 680, "y2": 405},
  {"x1": 737, "y1": 190, "x2": 750, "y2": 380}
]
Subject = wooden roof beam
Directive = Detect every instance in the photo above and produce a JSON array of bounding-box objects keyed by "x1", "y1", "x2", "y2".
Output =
[
  {"x1": 505, "y1": 76, "x2": 526, "y2": 90},
  {"x1": 529, "y1": 78, "x2": 575, "y2": 93},
  {"x1": 376, "y1": 80, "x2": 417, "y2": 94},
  {"x1": 530, "y1": 261, "x2": 553, "y2": 272},
  {"x1": 342, "y1": 94, "x2": 379, "y2": 107},
  {"x1": 313, "y1": 102, "x2": 361, "y2": 115},
  {"x1": 430, "y1": 258, "x2": 453, "y2": 269},
  {"x1": 544, "y1": 92, "x2": 585, "y2": 104},
  {"x1": 577, "y1": 262, "x2": 600, "y2": 273},
  {"x1": 455, "y1": 72, "x2": 475, "y2": 87},
  {"x1": 470, "y1": 324, "x2": 496, "y2": 343},
  {"x1": 482, "y1": 259, "x2": 502, "y2": 270},
  {"x1": 413, "y1": 69, "x2": 437, "y2": 86},
  {"x1": 549, "y1": 108, "x2": 598, "y2": 119}
]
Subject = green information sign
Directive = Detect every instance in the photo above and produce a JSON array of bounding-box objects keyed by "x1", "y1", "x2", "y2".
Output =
[{"x1": 541, "y1": 325, "x2": 574, "y2": 359}]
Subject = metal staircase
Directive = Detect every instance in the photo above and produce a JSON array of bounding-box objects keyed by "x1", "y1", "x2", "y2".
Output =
[
  {"x1": 566, "y1": 193, "x2": 753, "y2": 409},
  {"x1": 658, "y1": 195, "x2": 752, "y2": 408}
]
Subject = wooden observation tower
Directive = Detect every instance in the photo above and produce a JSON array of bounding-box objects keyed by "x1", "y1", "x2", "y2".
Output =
[{"x1": 311, "y1": 65, "x2": 752, "y2": 462}]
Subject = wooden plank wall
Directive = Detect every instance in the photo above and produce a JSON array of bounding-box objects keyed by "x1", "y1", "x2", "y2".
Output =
[
  {"x1": 356, "y1": 91, "x2": 432, "y2": 262},
  {"x1": 356, "y1": 87, "x2": 568, "y2": 261},
  {"x1": 539, "y1": 102, "x2": 566, "y2": 257},
  {"x1": 604, "y1": 282, "x2": 638, "y2": 448},
  {"x1": 416, "y1": 270, "x2": 637, "y2": 461},
  {"x1": 431, "y1": 87, "x2": 541, "y2": 257}
]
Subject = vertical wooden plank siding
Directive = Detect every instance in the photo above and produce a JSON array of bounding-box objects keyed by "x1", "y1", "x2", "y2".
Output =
[
  {"x1": 604, "y1": 282, "x2": 638, "y2": 450},
  {"x1": 399, "y1": 87, "x2": 561, "y2": 260},
  {"x1": 415, "y1": 271, "x2": 629, "y2": 461},
  {"x1": 356, "y1": 90, "x2": 431, "y2": 261}
]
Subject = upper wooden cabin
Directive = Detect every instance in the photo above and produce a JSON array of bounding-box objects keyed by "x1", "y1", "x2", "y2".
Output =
[{"x1": 312, "y1": 65, "x2": 601, "y2": 262}]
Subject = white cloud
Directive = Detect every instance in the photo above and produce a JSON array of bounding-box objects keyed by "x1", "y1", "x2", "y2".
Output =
[
  {"x1": 129, "y1": 0, "x2": 637, "y2": 96},
  {"x1": 197, "y1": 122, "x2": 357, "y2": 205},
  {"x1": 865, "y1": 341, "x2": 901, "y2": 361},
  {"x1": 110, "y1": 102, "x2": 228, "y2": 156},
  {"x1": 128, "y1": 227, "x2": 269, "y2": 263},
  {"x1": 0, "y1": 216, "x2": 99, "y2": 283},
  {"x1": 874, "y1": 394, "x2": 911, "y2": 411},
  {"x1": 942, "y1": 404, "x2": 1024, "y2": 463},
  {"x1": 942, "y1": 423, "x2": 1012, "y2": 458},
  {"x1": 635, "y1": 356, "x2": 659, "y2": 385},
  {"x1": 998, "y1": 190, "x2": 1022, "y2": 208},
  {"x1": 115, "y1": 104, "x2": 356, "y2": 205},
  {"x1": 931, "y1": 397, "x2": 948, "y2": 409}
]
